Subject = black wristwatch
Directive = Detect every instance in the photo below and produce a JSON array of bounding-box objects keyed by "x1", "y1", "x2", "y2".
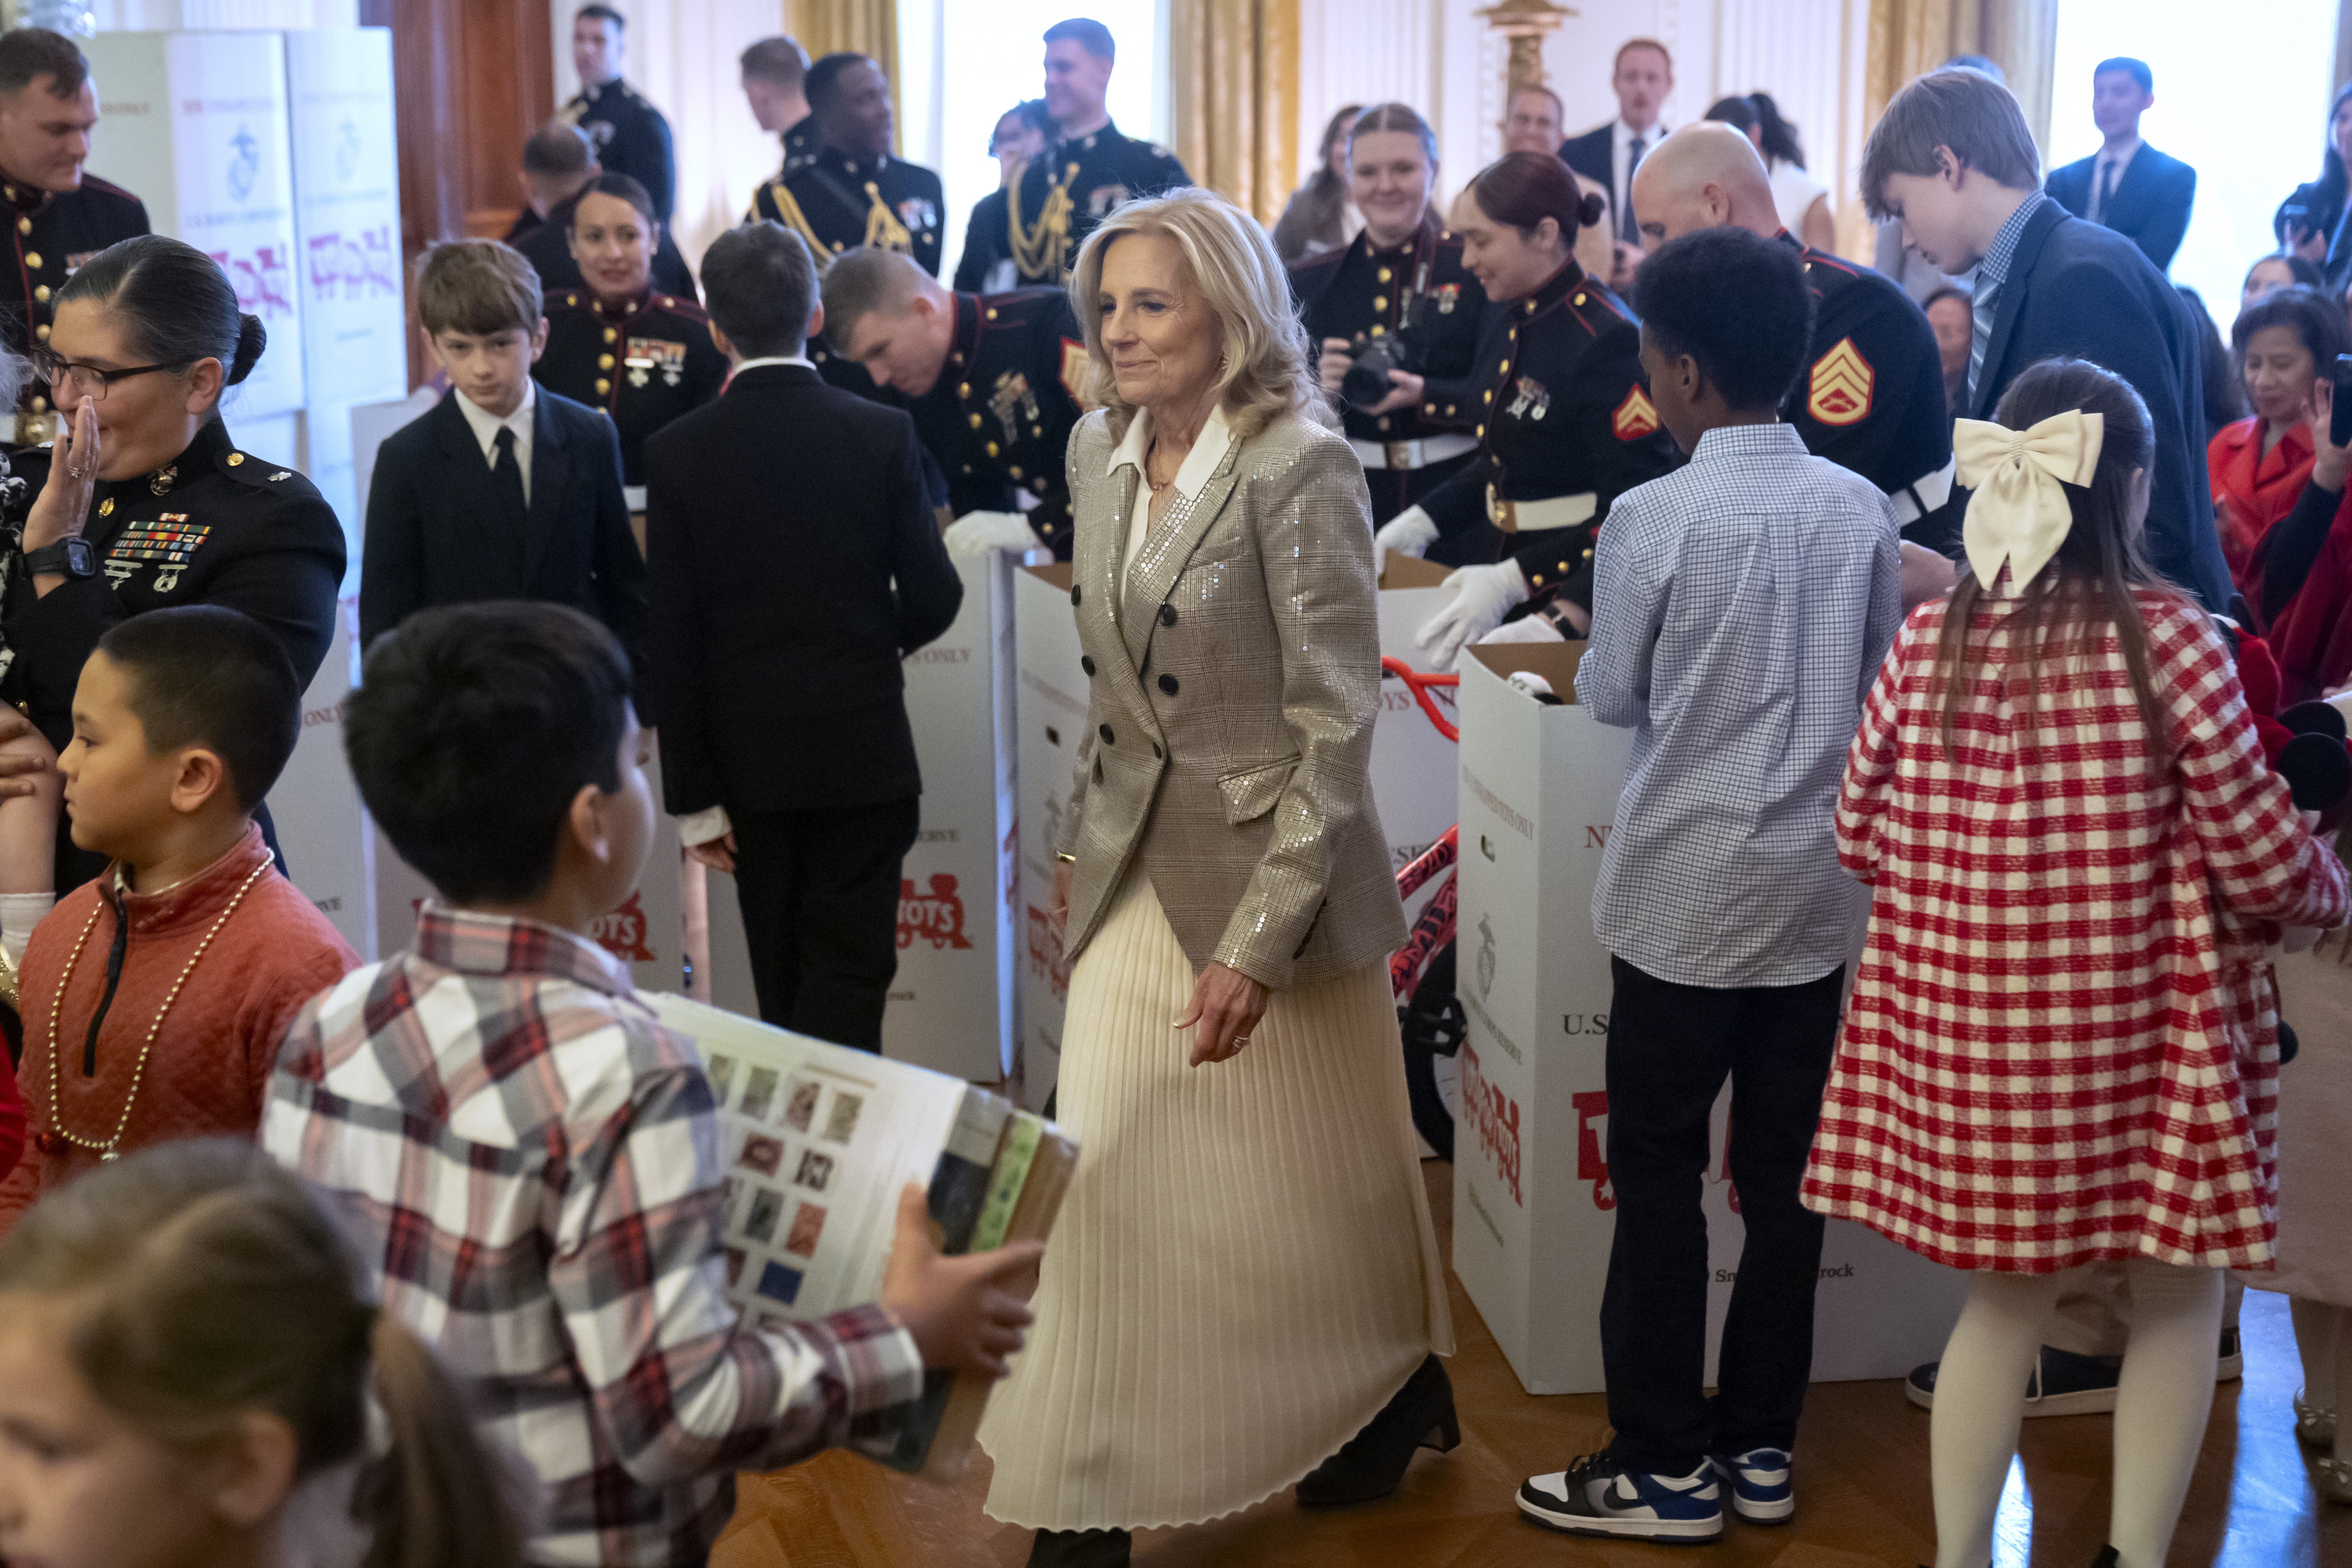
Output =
[{"x1": 22, "y1": 537, "x2": 95, "y2": 578}]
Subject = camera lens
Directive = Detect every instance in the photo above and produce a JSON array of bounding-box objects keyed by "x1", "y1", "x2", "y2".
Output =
[{"x1": 1342, "y1": 338, "x2": 1400, "y2": 409}]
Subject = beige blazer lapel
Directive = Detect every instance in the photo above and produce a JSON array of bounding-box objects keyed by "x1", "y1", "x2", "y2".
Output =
[
  {"x1": 1082, "y1": 461, "x2": 1165, "y2": 750},
  {"x1": 1118, "y1": 439, "x2": 1247, "y2": 671}
]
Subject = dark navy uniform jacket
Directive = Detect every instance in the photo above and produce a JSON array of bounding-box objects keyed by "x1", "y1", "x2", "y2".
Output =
[
  {"x1": 536, "y1": 288, "x2": 727, "y2": 488},
  {"x1": 752, "y1": 147, "x2": 945, "y2": 278},
  {"x1": 2, "y1": 418, "x2": 344, "y2": 889},
  {"x1": 1417, "y1": 260, "x2": 1680, "y2": 608},
  {"x1": 1779, "y1": 234, "x2": 1956, "y2": 551},
  {"x1": 1006, "y1": 121, "x2": 1187, "y2": 283},
  {"x1": 4, "y1": 172, "x2": 148, "y2": 418},
  {"x1": 906, "y1": 289, "x2": 1087, "y2": 559},
  {"x1": 777, "y1": 115, "x2": 819, "y2": 180},
  {"x1": 563, "y1": 78, "x2": 676, "y2": 222}
]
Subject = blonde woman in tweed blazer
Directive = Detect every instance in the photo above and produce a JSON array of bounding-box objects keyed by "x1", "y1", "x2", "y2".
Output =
[{"x1": 976, "y1": 189, "x2": 1455, "y2": 1567}]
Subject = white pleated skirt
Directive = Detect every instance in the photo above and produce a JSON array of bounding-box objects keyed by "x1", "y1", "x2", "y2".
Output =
[{"x1": 978, "y1": 875, "x2": 1453, "y2": 1531}]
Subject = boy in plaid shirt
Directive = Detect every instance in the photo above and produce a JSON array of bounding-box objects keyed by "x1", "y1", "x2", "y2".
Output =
[{"x1": 264, "y1": 603, "x2": 1039, "y2": 1568}]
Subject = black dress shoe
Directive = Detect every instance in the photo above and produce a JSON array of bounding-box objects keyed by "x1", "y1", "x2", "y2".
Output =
[
  {"x1": 2090, "y1": 1547, "x2": 2119, "y2": 1568},
  {"x1": 1024, "y1": 1528, "x2": 1130, "y2": 1568},
  {"x1": 1295, "y1": 1354, "x2": 1460, "y2": 1506}
]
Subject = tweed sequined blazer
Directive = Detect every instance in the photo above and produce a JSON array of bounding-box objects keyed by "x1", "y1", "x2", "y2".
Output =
[{"x1": 1051, "y1": 406, "x2": 1408, "y2": 990}]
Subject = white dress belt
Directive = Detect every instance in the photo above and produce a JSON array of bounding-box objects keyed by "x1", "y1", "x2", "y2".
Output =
[
  {"x1": 1348, "y1": 432, "x2": 1478, "y2": 471},
  {"x1": 1486, "y1": 487, "x2": 1599, "y2": 533}
]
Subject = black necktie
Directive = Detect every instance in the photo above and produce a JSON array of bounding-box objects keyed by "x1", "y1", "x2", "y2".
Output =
[
  {"x1": 1623, "y1": 134, "x2": 1646, "y2": 243},
  {"x1": 2097, "y1": 159, "x2": 2119, "y2": 224},
  {"x1": 492, "y1": 425, "x2": 529, "y2": 578}
]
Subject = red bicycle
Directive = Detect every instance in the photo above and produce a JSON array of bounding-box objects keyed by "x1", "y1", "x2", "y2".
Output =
[{"x1": 1382, "y1": 656, "x2": 1467, "y2": 1160}]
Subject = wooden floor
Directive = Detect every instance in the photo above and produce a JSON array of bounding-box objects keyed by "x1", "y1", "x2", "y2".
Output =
[{"x1": 715, "y1": 948, "x2": 2352, "y2": 1568}]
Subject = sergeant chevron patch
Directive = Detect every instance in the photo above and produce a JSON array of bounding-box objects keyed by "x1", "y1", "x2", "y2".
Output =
[
  {"x1": 1808, "y1": 336, "x2": 1874, "y2": 426},
  {"x1": 1612, "y1": 385, "x2": 1660, "y2": 440}
]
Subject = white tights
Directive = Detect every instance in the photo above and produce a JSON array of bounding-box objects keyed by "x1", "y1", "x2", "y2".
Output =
[{"x1": 1931, "y1": 1259, "x2": 2222, "y2": 1568}]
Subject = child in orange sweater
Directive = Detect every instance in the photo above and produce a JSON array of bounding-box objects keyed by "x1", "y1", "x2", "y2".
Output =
[{"x1": 0, "y1": 606, "x2": 354, "y2": 1232}]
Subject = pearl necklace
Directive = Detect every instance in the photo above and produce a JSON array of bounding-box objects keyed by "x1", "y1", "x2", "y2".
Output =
[{"x1": 34, "y1": 860, "x2": 271, "y2": 1162}]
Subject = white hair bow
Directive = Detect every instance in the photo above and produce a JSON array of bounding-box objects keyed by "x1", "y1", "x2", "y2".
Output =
[{"x1": 1954, "y1": 410, "x2": 2103, "y2": 594}]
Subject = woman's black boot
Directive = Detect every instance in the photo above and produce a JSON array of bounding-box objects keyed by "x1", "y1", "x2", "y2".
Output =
[
  {"x1": 1294, "y1": 1354, "x2": 1460, "y2": 1506},
  {"x1": 1024, "y1": 1528, "x2": 1131, "y2": 1567}
]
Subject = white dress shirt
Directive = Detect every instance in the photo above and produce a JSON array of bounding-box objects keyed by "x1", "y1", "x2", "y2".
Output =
[
  {"x1": 1107, "y1": 402, "x2": 1240, "y2": 586},
  {"x1": 453, "y1": 381, "x2": 537, "y2": 506},
  {"x1": 1613, "y1": 119, "x2": 1665, "y2": 235},
  {"x1": 675, "y1": 350, "x2": 823, "y2": 849}
]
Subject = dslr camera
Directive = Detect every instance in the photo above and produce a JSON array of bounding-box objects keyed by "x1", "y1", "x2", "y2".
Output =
[{"x1": 1341, "y1": 327, "x2": 1425, "y2": 411}]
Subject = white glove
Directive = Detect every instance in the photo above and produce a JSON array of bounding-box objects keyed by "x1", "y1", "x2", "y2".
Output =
[
  {"x1": 1477, "y1": 615, "x2": 1566, "y2": 647},
  {"x1": 1416, "y1": 559, "x2": 1529, "y2": 671},
  {"x1": 944, "y1": 510, "x2": 1043, "y2": 559},
  {"x1": 1373, "y1": 505, "x2": 1441, "y2": 560}
]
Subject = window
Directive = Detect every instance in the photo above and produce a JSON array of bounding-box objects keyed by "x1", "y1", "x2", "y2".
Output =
[
  {"x1": 904, "y1": 0, "x2": 1166, "y2": 285},
  {"x1": 2048, "y1": 0, "x2": 2337, "y2": 328}
]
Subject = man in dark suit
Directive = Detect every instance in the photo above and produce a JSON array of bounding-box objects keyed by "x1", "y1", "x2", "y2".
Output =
[
  {"x1": 2042, "y1": 57, "x2": 2194, "y2": 273},
  {"x1": 360, "y1": 238, "x2": 646, "y2": 673},
  {"x1": 1861, "y1": 66, "x2": 2230, "y2": 613},
  {"x1": 1559, "y1": 37, "x2": 1674, "y2": 251},
  {"x1": 644, "y1": 220, "x2": 962, "y2": 1050}
]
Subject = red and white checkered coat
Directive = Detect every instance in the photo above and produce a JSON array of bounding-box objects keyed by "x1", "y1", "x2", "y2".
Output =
[{"x1": 1803, "y1": 587, "x2": 2348, "y2": 1271}]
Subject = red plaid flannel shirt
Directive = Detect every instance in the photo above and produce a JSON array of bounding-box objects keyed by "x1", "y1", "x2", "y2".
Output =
[{"x1": 264, "y1": 905, "x2": 923, "y2": 1567}]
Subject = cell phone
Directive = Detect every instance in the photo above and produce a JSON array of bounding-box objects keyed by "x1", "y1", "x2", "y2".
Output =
[{"x1": 2334, "y1": 354, "x2": 2352, "y2": 448}]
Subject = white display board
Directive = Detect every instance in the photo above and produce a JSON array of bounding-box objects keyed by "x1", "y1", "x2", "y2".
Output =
[
  {"x1": 1449, "y1": 643, "x2": 1968, "y2": 1395},
  {"x1": 266, "y1": 592, "x2": 368, "y2": 956},
  {"x1": 1011, "y1": 562, "x2": 1087, "y2": 1110},
  {"x1": 87, "y1": 30, "x2": 306, "y2": 418},
  {"x1": 284, "y1": 29, "x2": 403, "y2": 409}
]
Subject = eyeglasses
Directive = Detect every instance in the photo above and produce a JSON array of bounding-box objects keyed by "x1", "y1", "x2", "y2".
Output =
[{"x1": 28, "y1": 348, "x2": 194, "y2": 403}]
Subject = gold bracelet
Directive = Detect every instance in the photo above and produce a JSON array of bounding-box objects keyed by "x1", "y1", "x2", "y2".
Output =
[{"x1": 1055, "y1": 851, "x2": 1077, "y2": 863}]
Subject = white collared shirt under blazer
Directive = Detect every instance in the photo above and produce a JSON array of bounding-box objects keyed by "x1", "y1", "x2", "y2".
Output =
[{"x1": 1049, "y1": 405, "x2": 1410, "y2": 987}]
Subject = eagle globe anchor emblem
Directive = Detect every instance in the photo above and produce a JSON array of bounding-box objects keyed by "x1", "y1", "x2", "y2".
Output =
[{"x1": 1475, "y1": 913, "x2": 1497, "y2": 998}]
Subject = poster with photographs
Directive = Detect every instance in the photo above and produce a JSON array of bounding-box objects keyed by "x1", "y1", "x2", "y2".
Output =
[{"x1": 648, "y1": 994, "x2": 1000, "y2": 1325}]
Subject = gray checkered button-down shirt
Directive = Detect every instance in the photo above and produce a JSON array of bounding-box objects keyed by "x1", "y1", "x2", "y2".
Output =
[
  {"x1": 1576, "y1": 423, "x2": 1903, "y2": 988},
  {"x1": 1967, "y1": 189, "x2": 2047, "y2": 410}
]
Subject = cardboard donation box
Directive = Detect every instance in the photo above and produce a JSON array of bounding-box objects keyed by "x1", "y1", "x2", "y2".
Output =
[
  {"x1": 696, "y1": 551, "x2": 1018, "y2": 1083},
  {"x1": 87, "y1": 31, "x2": 306, "y2": 418},
  {"x1": 1450, "y1": 644, "x2": 1965, "y2": 1395},
  {"x1": 1012, "y1": 561, "x2": 1085, "y2": 1110},
  {"x1": 268, "y1": 594, "x2": 368, "y2": 957}
]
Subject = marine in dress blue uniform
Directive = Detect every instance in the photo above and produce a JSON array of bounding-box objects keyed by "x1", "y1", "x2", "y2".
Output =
[
  {"x1": 1006, "y1": 122, "x2": 1187, "y2": 284},
  {"x1": 1289, "y1": 216, "x2": 1493, "y2": 525},
  {"x1": 1414, "y1": 261, "x2": 1680, "y2": 608},
  {"x1": 909, "y1": 288, "x2": 1088, "y2": 560},
  {"x1": 536, "y1": 288, "x2": 727, "y2": 489},
  {"x1": 2, "y1": 172, "x2": 147, "y2": 440},
  {"x1": 561, "y1": 77, "x2": 676, "y2": 224}
]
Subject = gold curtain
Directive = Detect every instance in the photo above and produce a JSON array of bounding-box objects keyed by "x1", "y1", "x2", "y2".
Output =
[
  {"x1": 784, "y1": 0, "x2": 901, "y2": 153},
  {"x1": 1863, "y1": 0, "x2": 2059, "y2": 160},
  {"x1": 1168, "y1": 0, "x2": 1300, "y2": 226}
]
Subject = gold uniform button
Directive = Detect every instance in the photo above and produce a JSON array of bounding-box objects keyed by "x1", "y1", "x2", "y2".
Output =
[
  {"x1": 1423, "y1": 403, "x2": 1435, "y2": 414},
  {"x1": 603, "y1": 327, "x2": 617, "y2": 343},
  {"x1": 1475, "y1": 424, "x2": 1485, "y2": 437},
  {"x1": 32, "y1": 285, "x2": 47, "y2": 303},
  {"x1": 598, "y1": 353, "x2": 614, "y2": 369},
  {"x1": 23, "y1": 252, "x2": 39, "y2": 269},
  {"x1": 1009, "y1": 465, "x2": 1024, "y2": 479},
  {"x1": 1524, "y1": 299, "x2": 1536, "y2": 314},
  {"x1": 958, "y1": 382, "x2": 971, "y2": 398},
  {"x1": 1377, "y1": 267, "x2": 1393, "y2": 283},
  {"x1": 1377, "y1": 416, "x2": 1390, "y2": 431},
  {"x1": 99, "y1": 497, "x2": 113, "y2": 516},
  {"x1": 13, "y1": 217, "x2": 26, "y2": 235},
  {"x1": 1583, "y1": 547, "x2": 1594, "y2": 559},
  {"x1": 595, "y1": 377, "x2": 610, "y2": 394},
  {"x1": 29, "y1": 395, "x2": 44, "y2": 413},
  {"x1": 35, "y1": 324, "x2": 48, "y2": 340},
  {"x1": 985, "y1": 441, "x2": 999, "y2": 456},
  {"x1": 985, "y1": 307, "x2": 999, "y2": 320},
  {"x1": 227, "y1": 452, "x2": 245, "y2": 465},
  {"x1": 1573, "y1": 293, "x2": 1586, "y2": 306},
  {"x1": 1372, "y1": 295, "x2": 1388, "y2": 311},
  {"x1": 1483, "y1": 390, "x2": 1492, "y2": 403},
  {"x1": 1497, "y1": 359, "x2": 1509, "y2": 372},
  {"x1": 1530, "y1": 573, "x2": 1544, "y2": 586},
  {"x1": 968, "y1": 412, "x2": 983, "y2": 428}
]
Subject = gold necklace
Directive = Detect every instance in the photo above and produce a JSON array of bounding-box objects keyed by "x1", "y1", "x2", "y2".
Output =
[{"x1": 34, "y1": 860, "x2": 271, "y2": 1162}]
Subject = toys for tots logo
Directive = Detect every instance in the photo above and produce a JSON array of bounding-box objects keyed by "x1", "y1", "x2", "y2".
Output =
[
  {"x1": 1458, "y1": 1042, "x2": 1523, "y2": 1206},
  {"x1": 899, "y1": 873, "x2": 974, "y2": 950},
  {"x1": 592, "y1": 892, "x2": 654, "y2": 962}
]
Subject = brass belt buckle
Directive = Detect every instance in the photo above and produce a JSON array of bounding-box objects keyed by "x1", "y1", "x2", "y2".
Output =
[
  {"x1": 1385, "y1": 440, "x2": 1417, "y2": 470},
  {"x1": 1486, "y1": 482, "x2": 1503, "y2": 526}
]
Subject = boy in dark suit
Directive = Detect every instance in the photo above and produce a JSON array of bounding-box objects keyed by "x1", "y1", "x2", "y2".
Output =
[
  {"x1": 643, "y1": 220, "x2": 960, "y2": 1051},
  {"x1": 360, "y1": 238, "x2": 647, "y2": 672},
  {"x1": 2042, "y1": 57, "x2": 2195, "y2": 273},
  {"x1": 1860, "y1": 66, "x2": 2231, "y2": 614}
]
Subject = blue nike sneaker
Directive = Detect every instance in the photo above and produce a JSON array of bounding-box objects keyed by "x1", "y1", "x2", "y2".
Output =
[
  {"x1": 1516, "y1": 1447, "x2": 1724, "y2": 1540},
  {"x1": 1709, "y1": 1446, "x2": 1794, "y2": 1523}
]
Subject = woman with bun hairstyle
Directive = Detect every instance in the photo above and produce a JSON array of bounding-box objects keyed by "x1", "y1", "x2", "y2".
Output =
[
  {"x1": 1377, "y1": 151, "x2": 1680, "y2": 668},
  {"x1": 4, "y1": 235, "x2": 345, "y2": 893},
  {"x1": 0, "y1": 1138, "x2": 529, "y2": 1568}
]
